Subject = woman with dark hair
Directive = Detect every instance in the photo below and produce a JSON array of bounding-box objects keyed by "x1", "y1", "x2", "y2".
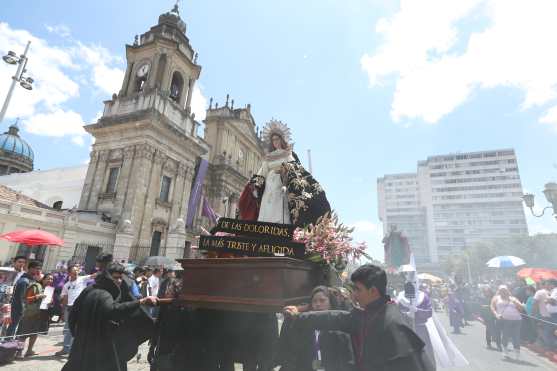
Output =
[
  {"x1": 276, "y1": 286, "x2": 356, "y2": 371},
  {"x1": 238, "y1": 119, "x2": 330, "y2": 226}
]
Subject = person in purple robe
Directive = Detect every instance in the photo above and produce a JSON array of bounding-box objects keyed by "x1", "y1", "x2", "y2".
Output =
[
  {"x1": 447, "y1": 285, "x2": 464, "y2": 334},
  {"x1": 51, "y1": 263, "x2": 69, "y2": 322},
  {"x1": 397, "y1": 283, "x2": 435, "y2": 366}
]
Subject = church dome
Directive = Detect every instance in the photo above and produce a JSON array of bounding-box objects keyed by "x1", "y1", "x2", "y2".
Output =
[{"x1": 0, "y1": 121, "x2": 34, "y2": 175}]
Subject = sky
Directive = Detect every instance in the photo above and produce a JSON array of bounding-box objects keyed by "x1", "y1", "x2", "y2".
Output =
[{"x1": 1, "y1": 0, "x2": 557, "y2": 260}]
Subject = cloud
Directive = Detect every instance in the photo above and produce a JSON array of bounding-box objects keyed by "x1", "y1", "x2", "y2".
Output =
[
  {"x1": 74, "y1": 43, "x2": 124, "y2": 95},
  {"x1": 361, "y1": 0, "x2": 557, "y2": 126},
  {"x1": 71, "y1": 136, "x2": 85, "y2": 146},
  {"x1": 0, "y1": 23, "x2": 79, "y2": 119},
  {"x1": 23, "y1": 109, "x2": 86, "y2": 137},
  {"x1": 45, "y1": 24, "x2": 71, "y2": 38},
  {"x1": 0, "y1": 23, "x2": 122, "y2": 145},
  {"x1": 191, "y1": 85, "x2": 207, "y2": 121}
]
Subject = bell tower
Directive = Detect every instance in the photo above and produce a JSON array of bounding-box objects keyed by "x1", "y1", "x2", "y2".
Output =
[
  {"x1": 78, "y1": 5, "x2": 209, "y2": 262},
  {"x1": 118, "y1": 4, "x2": 200, "y2": 112}
]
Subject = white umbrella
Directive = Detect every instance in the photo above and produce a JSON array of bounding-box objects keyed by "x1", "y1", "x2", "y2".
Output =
[{"x1": 486, "y1": 256, "x2": 526, "y2": 268}]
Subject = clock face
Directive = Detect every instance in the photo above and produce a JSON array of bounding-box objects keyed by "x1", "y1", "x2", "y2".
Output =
[{"x1": 137, "y1": 63, "x2": 150, "y2": 78}]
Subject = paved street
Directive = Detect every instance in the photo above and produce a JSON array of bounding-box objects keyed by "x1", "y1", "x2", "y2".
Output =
[
  {"x1": 436, "y1": 314, "x2": 556, "y2": 371},
  {"x1": 1, "y1": 314, "x2": 555, "y2": 370}
]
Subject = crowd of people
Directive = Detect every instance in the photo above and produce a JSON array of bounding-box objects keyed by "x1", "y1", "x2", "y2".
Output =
[
  {"x1": 476, "y1": 278, "x2": 557, "y2": 359},
  {"x1": 1, "y1": 251, "x2": 556, "y2": 370},
  {"x1": 405, "y1": 276, "x2": 557, "y2": 362},
  {"x1": 0, "y1": 253, "x2": 180, "y2": 361}
]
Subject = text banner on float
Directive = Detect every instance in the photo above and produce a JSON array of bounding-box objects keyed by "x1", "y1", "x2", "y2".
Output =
[
  {"x1": 199, "y1": 235, "x2": 305, "y2": 259},
  {"x1": 210, "y1": 218, "x2": 296, "y2": 241}
]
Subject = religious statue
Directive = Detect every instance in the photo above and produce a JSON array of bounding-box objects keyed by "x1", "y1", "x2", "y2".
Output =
[{"x1": 239, "y1": 119, "x2": 331, "y2": 226}]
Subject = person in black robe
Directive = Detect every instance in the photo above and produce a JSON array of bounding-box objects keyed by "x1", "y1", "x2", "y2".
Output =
[
  {"x1": 62, "y1": 263, "x2": 157, "y2": 371},
  {"x1": 284, "y1": 264, "x2": 435, "y2": 371},
  {"x1": 94, "y1": 253, "x2": 156, "y2": 361}
]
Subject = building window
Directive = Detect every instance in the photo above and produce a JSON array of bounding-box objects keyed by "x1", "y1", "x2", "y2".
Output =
[
  {"x1": 160, "y1": 175, "x2": 172, "y2": 202},
  {"x1": 150, "y1": 231, "x2": 162, "y2": 256},
  {"x1": 169, "y1": 71, "x2": 184, "y2": 103},
  {"x1": 106, "y1": 167, "x2": 120, "y2": 194},
  {"x1": 53, "y1": 201, "x2": 63, "y2": 210}
]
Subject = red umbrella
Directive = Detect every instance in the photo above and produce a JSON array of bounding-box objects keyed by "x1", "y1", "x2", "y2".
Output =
[
  {"x1": 0, "y1": 229, "x2": 64, "y2": 246},
  {"x1": 517, "y1": 267, "x2": 557, "y2": 282}
]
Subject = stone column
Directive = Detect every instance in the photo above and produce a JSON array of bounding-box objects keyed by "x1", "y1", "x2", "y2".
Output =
[
  {"x1": 185, "y1": 79, "x2": 194, "y2": 111},
  {"x1": 138, "y1": 150, "x2": 166, "y2": 244},
  {"x1": 78, "y1": 150, "x2": 99, "y2": 209},
  {"x1": 113, "y1": 219, "x2": 134, "y2": 263},
  {"x1": 125, "y1": 144, "x2": 155, "y2": 244},
  {"x1": 165, "y1": 218, "x2": 186, "y2": 261},
  {"x1": 87, "y1": 150, "x2": 109, "y2": 210},
  {"x1": 114, "y1": 146, "x2": 136, "y2": 215}
]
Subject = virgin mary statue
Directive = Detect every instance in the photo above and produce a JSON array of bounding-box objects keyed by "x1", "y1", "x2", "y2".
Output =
[{"x1": 238, "y1": 120, "x2": 331, "y2": 227}]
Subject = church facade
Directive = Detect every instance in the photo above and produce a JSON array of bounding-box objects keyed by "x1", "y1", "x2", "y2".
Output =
[{"x1": 0, "y1": 6, "x2": 265, "y2": 270}]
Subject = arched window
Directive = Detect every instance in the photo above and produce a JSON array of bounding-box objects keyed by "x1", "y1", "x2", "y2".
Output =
[
  {"x1": 169, "y1": 71, "x2": 184, "y2": 103},
  {"x1": 53, "y1": 200, "x2": 63, "y2": 210}
]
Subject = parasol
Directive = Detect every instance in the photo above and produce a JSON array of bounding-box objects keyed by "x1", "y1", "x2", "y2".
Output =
[
  {"x1": 140, "y1": 255, "x2": 176, "y2": 268},
  {"x1": 517, "y1": 267, "x2": 557, "y2": 282},
  {"x1": 417, "y1": 273, "x2": 443, "y2": 283},
  {"x1": 486, "y1": 256, "x2": 526, "y2": 268},
  {"x1": 0, "y1": 229, "x2": 64, "y2": 246}
]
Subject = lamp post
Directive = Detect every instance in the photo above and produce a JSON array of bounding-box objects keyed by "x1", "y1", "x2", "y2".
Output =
[
  {"x1": 0, "y1": 41, "x2": 34, "y2": 124},
  {"x1": 522, "y1": 182, "x2": 557, "y2": 220}
]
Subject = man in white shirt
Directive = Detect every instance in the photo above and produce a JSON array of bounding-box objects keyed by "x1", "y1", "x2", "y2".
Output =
[
  {"x1": 148, "y1": 268, "x2": 161, "y2": 297},
  {"x1": 12, "y1": 255, "x2": 27, "y2": 285},
  {"x1": 55, "y1": 266, "x2": 94, "y2": 356}
]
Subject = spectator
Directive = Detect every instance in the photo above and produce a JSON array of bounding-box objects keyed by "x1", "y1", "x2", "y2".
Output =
[
  {"x1": 491, "y1": 285, "x2": 524, "y2": 360},
  {"x1": 131, "y1": 266, "x2": 145, "y2": 299},
  {"x1": 17, "y1": 270, "x2": 52, "y2": 357},
  {"x1": 55, "y1": 265, "x2": 95, "y2": 357},
  {"x1": 534, "y1": 280, "x2": 555, "y2": 350},
  {"x1": 6, "y1": 260, "x2": 40, "y2": 338},
  {"x1": 546, "y1": 279, "x2": 557, "y2": 348},
  {"x1": 448, "y1": 285, "x2": 464, "y2": 334},
  {"x1": 140, "y1": 267, "x2": 153, "y2": 297},
  {"x1": 51, "y1": 262, "x2": 68, "y2": 322},
  {"x1": 522, "y1": 285, "x2": 537, "y2": 344},
  {"x1": 149, "y1": 268, "x2": 161, "y2": 297},
  {"x1": 12, "y1": 255, "x2": 27, "y2": 284},
  {"x1": 479, "y1": 286, "x2": 501, "y2": 351},
  {"x1": 158, "y1": 268, "x2": 177, "y2": 298}
]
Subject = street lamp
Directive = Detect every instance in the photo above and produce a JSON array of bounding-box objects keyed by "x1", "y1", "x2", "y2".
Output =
[
  {"x1": 0, "y1": 41, "x2": 34, "y2": 123},
  {"x1": 522, "y1": 182, "x2": 557, "y2": 220}
]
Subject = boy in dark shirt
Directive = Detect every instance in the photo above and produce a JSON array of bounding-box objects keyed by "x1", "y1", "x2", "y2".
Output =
[{"x1": 284, "y1": 264, "x2": 435, "y2": 371}]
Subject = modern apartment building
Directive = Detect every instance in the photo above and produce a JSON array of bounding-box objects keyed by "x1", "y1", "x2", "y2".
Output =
[{"x1": 378, "y1": 149, "x2": 528, "y2": 266}]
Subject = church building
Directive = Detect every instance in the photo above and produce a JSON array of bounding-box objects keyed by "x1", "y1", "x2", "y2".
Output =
[{"x1": 0, "y1": 5, "x2": 265, "y2": 270}]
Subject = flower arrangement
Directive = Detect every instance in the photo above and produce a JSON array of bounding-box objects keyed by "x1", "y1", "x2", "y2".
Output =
[{"x1": 294, "y1": 212, "x2": 369, "y2": 273}]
